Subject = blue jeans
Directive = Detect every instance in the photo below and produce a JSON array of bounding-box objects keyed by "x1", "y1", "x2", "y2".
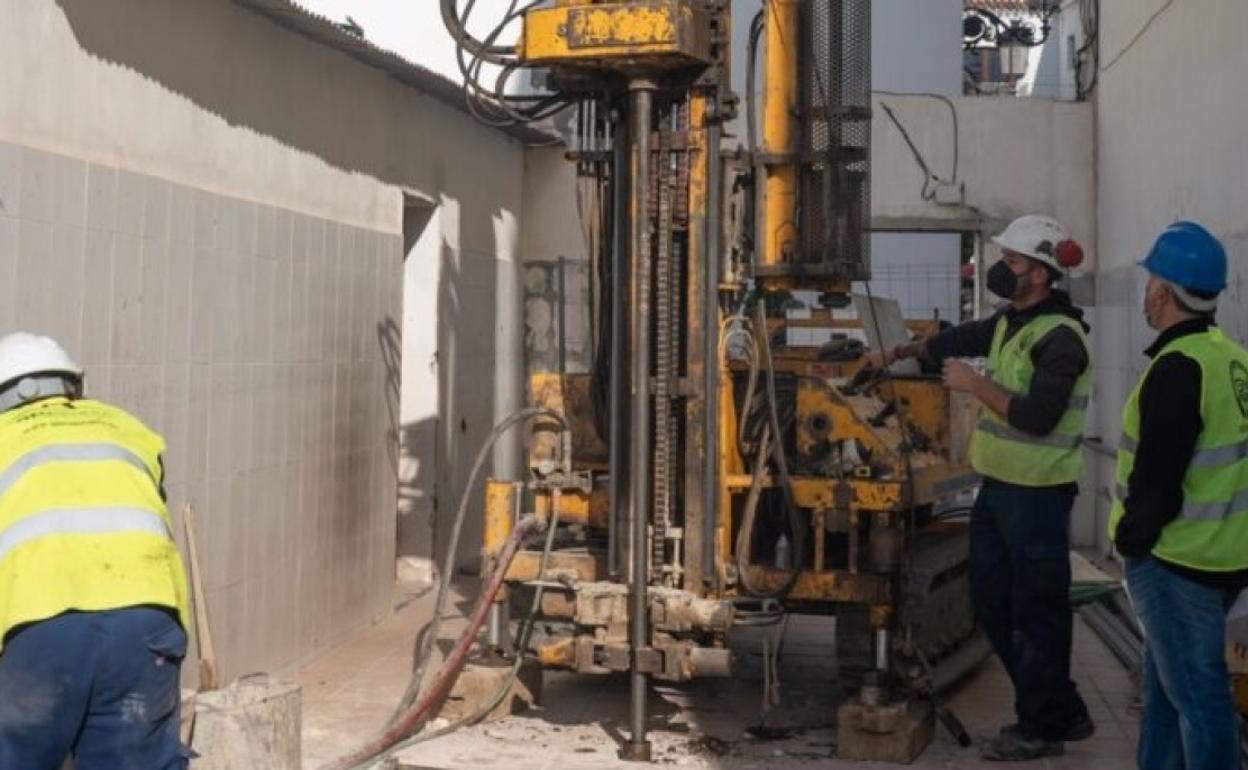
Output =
[
  {"x1": 970, "y1": 483, "x2": 1090, "y2": 741},
  {"x1": 0, "y1": 606, "x2": 190, "y2": 770},
  {"x1": 1125, "y1": 556, "x2": 1240, "y2": 770}
]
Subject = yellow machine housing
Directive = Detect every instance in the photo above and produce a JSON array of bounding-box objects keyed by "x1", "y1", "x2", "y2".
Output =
[{"x1": 521, "y1": 1, "x2": 713, "y2": 69}]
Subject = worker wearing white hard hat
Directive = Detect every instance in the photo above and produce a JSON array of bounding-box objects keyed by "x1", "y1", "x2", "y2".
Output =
[
  {"x1": 867, "y1": 215, "x2": 1094, "y2": 760},
  {"x1": 0, "y1": 333, "x2": 190, "y2": 769}
]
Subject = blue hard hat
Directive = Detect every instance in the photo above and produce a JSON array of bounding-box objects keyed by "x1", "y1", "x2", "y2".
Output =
[{"x1": 1139, "y1": 221, "x2": 1228, "y2": 293}]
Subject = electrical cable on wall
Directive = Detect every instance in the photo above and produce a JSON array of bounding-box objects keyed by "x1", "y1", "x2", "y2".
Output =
[{"x1": 1100, "y1": 0, "x2": 1177, "y2": 75}]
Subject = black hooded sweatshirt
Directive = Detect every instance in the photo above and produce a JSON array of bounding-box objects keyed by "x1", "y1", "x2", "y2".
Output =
[{"x1": 921, "y1": 290, "x2": 1091, "y2": 493}]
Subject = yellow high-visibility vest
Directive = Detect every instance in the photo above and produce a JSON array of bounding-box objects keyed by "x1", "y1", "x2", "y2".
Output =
[
  {"x1": 1110, "y1": 328, "x2": 1248, "y2": 571},
  {"x1": 969, "y1": 314, "x2": 1093, "y2": 486},
  {"x1": 0, "y1": 397, "x2": 189, "y2": 651}
]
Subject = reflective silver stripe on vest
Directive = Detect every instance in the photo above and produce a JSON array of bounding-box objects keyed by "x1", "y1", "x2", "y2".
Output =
[
  {"x1": 1188, "y1": 440, "x2": 1248, "y2": 469},
  {"x1": 1178, "y1": 492, "x2": 1248, "y2": 523},
  {"x1": 0, "y1": 443, "x2": 154, "y2": 500},
  {"x1": 1117, "y1": 435, "x2": 1248, "y2": 467},
  {"x1": 1115, "y1": 483, "x2": 1248, "y2": 523},
  {"x1": 987, "y1": 376, "x2": 1090, "y2": 412},
  {"x1": 977, "y1": 419, "x2": 1084, "y2": 449},
  {"x1": 0, "y1": 507, "x2": 171, "y2": 563}
]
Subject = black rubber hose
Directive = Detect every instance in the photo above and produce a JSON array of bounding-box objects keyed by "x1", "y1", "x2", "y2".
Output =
[{"x1": 441, "y1": 0, "x2": 516, "y2": 64}]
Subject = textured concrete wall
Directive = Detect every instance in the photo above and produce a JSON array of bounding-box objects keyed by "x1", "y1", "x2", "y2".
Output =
[
  {"x1": 1089, "y1": 0, "x2": 1248, "y2": 556},
  {"x1": 0, "y1": 139, "x2": 402, "y2": 677},
  {"x1": 0, "y1": 0, "x2": 530, "y2": 679}
]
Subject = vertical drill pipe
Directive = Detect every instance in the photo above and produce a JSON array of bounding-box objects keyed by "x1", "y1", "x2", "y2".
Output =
[
  {"x1": 701, "y1": 120, "x2": 722, "y2": 586},
  {"x1": 609, "y1": 113, "x2": 629, "y2": 579},
  {"x1": 483, "y1": 481, "x2": 515, "y2": 650},
  {"x1": 557, "y1": 256, "x2": 567, "y2": 375},
  {"x1": 761, "y1": 0, "x2": 800, "y2": 274},
  {"x1": 623, "y1": 79, "x2": 655, "y2": 764},
  {"x1": 875, "y1": 627, "x2": 892, "y2": 673}
]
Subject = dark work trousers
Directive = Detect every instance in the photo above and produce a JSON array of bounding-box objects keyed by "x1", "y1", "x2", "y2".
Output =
[
  {"x1": 0, "y1": 606, "x2": 190, "y2": 770},
  {"x1": 969, "y1": 482, "x2": 1091, "y2": 742}
]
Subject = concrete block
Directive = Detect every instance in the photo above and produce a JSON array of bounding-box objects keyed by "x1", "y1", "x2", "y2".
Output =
[
  {"x1": 80, "y1": 229, "x2": 115, "y2": 366},
  {"x1": 217, "y1": 197, "x2": 238, "y2": 258},
  {"x1": 169, "y1": 184, "x2": 194, "y2": 246},
  {"x1": 111, "y1": 232, "x2": 143, "y2": 365},
  {"x1": 116, "y1": 169, "x2": 145, "y2": 235},
  {"x1": 235, "y1": 199, "x2": 257, "y2": 259},
  {"x1": 49, "y1": 224, "x2": 87, "y2": 355},
  {"x1": 0, "y1": 141, "x2": 19, "y2": 217},
  {"x1": 193, "y1": 189, "x2": 218, "y2": 251},
  {"x1": 434, "y1": 661, "x2": 542, "y2": 725},
  {"x1": 256, "y1": 204, "x2": 275, "y2": 258},
  {"x1": 0, "y1": 217, "x2": 17, "y2": 332},
  {"x1": 238, "y1": 255, "x2": 258, "y2": 363},
  {"x1": 836, "y1": 698, "x2": 934, "y2": 764},
  {"x1": 85, "y1": 163, "x2": 118, "y2": 233},
  {"x1": 50, "y1": 153, "x2": 87, "y2": 228},
  {"x1": 190, "y1": 249, "x2": 215, "y2": 364},
  {"x1": 19, "y1": 146, "x2": 54, "y2": 223},
  {"x1": 163, "y1": 241, "x2": 192, "y2": 365},
  {"x1": 274, "y1": 208, "x2": 292, "y2": 260},
  {"x1": 16, "y1": 219, "x2": 53, "y2": 328},
  {"x1": 139, "y1": 237, "x2": 168, "y2": 365},
  {"x1": 143, "y1": 177, "x2": 171, "y2": 241},
  {"x1": 161, "y1": 364, "x2": 191, "y2": 489},
  {"x1": 290, "y1": 212, "x2": 308, "y2": 261}
]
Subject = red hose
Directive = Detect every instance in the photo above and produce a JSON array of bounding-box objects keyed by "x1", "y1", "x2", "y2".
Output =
[{"x1": 323, "y1": 514, "x2": 541, "y2": 770}]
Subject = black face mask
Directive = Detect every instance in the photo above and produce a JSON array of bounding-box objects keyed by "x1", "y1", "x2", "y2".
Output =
[{"x1": 986, "y1": 260, "x2": 1027, "y2": 299}]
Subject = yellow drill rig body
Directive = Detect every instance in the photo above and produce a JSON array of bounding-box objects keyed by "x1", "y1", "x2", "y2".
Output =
[{"x1": 453, "y1": 1, "x2": 986, "y2": 762}]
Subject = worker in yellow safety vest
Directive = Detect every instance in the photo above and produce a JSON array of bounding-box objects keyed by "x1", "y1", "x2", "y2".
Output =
[
  {"x1": 869, "y1": 215, "x2": 1094, "y2": 761},
  {"x1": 1109, "y1": 222, "x2": 1247, "y2": 770},
  {"x1": 0, "y1": 333, "x2": 190, "y2": 770}
]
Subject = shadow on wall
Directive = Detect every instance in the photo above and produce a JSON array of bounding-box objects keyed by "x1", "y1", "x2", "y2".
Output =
[{"x1": 54, "y1": 0, "x2": 457, "y2": 189}]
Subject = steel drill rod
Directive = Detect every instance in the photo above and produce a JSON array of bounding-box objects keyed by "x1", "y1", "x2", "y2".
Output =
[
  {"x1": 622, "y1": 80, "x2": 655, "y2": 764},
  {"x1": 608, "y1": 115, "x2": 629, "y2": 580},
  {"x1": 701, "y1": 120, "x2": 722, "y2": 585}
]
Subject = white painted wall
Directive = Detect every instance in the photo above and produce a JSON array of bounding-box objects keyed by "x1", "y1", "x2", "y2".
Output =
[{"x1": 1090, "y1": 0, "x2": 1248, "y2": 556}]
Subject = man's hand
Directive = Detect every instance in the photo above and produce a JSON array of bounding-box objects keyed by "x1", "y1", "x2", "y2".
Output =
[
  {"x1": 942, "y1": 360, "x2": 981, "y2": 394},
  {"x1": 863, "y1": 348, "x2": 893, "y2": 370}
]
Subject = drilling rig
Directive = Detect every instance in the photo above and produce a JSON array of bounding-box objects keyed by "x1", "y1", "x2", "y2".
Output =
[{"x1": 447, "y1": 1, "x2": 987, "y2": 763}]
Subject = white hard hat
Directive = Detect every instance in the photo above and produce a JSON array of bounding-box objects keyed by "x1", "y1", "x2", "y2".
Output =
[
  {"x1": 0, "y1": 333, "x2": 82, "y2": 390},
  {"x1": 992, "y1": 215, "x2": 1083, "y2": 273}
]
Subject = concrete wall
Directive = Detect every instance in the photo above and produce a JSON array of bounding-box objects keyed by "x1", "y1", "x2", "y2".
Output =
[
  {"x1": 871, "y1": 95, "x2": 1095, "y2": 248},
  {"x1": 867, "y1": 0, "x2": 963, "y2": 321},
  {"x1": 0, "y1": 0, "x2": 530, "y2": 679},
  {"x1": 1089, "y1": 0, "x2": 1248, "y2": 556}
]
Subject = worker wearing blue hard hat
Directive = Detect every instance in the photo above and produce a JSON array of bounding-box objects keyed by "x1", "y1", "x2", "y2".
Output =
[{"x1": 1110, "y1": 221, "x2": 1245, "y2": 770}]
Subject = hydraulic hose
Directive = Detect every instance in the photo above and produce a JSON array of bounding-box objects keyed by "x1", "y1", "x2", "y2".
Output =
[
  {"x1": 354, "y1": 503, "x2": 565, "y2": 766},
  {"x1": 384, "y1": 408, "x2": 566, "y2": 734},
  {"x1": 323, "y1": 513, "x2": 543, "y2": 770},
  {"x1": 441, "y1": 0, "x2": 516, "y2": 64},
  {"x1": 734, "y1": 303, "x2": 804, "y2": 599}
]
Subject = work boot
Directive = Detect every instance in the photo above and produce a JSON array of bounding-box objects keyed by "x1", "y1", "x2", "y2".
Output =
[
  {"x1": 980, "y1": 730, "x2": 1064, "y2": 762},
  {"x1": 997, "y1": 713, "x2": 1095, "y2": 743}
]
